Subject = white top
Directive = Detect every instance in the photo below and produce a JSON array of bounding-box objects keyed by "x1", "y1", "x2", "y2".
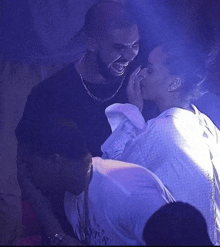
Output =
[
  {"x1": 101, "y1": 103, "x2": 220, "y2": 245},
  {"x1": 64, "y1": 157, "x2": 174, "y2": 246}
]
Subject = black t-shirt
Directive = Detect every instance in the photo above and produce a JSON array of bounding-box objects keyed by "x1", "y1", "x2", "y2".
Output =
[
  {"x1": 15, "y1": 62, "x2": 128, "y2": 239},
  {"x1": 15, "y1": 60, "x2": 159, "y2": 239},
  {"x1": 15, "y1": 62, "x2": 128, "y2": 157}
]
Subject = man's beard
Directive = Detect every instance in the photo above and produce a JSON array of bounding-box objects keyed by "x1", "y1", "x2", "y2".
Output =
[{"x1": 97, "y1": 52, "x2": 126, "y2": 83}]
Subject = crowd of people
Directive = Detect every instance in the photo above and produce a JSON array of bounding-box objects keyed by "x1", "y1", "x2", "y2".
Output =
[{"x1": 2, "y1": 0, "x2": 220, "y2": 245}]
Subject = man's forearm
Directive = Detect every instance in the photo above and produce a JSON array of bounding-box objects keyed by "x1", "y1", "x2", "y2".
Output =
[{"x1": 16, "y1": 142, "x2": 84, "y2": 245}]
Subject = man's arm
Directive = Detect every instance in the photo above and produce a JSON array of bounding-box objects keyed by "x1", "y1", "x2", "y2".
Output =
[{"x1": 17, "y1": 142, "x2": 83, "y2": 246}]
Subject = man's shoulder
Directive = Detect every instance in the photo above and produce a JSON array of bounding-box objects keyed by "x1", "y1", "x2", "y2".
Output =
[
  {"x1": 142, "y1": 107, "x2": 199, "y2": 140},
  {"x1": 126, "y1": 111, "x2": 188, "y2": 157},
  {"x1": 32, "y1": 62, "x2": 78, "y2": 93},
  {"x1": 137, "y1": 113, "x2": 177, "y2": 141}
]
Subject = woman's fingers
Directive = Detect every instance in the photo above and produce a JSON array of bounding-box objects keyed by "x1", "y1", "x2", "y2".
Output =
[
  {"x1": 131, "y1": 67, "x2": 148, "y2": 85},
  {"x1": 126, "y1": 66, "x2": 145, "y2": 111},
  {"x1": 138, "y1": 68, "x2": 148, "y2": 80}
]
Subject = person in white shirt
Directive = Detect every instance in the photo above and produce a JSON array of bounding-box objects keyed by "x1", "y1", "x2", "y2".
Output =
[
  {"x1": 102, "y1": 39, "x2": 220, "y2": 245},
  {"x1": 24, "y1": 114, "x2": 174, "y2": 246},
  {"x1": 65, "y1": 157, "x2": 174, "y2": 246}
]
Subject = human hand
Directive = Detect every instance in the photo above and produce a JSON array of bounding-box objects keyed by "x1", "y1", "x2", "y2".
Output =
[{"x1": 126, "y1": 66, "x2": 147, "y2": 111}]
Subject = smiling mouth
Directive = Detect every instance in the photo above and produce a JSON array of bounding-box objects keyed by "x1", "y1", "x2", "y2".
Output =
[{"x1": 110, "y1": 63, "x2": 128, "y2": 75}]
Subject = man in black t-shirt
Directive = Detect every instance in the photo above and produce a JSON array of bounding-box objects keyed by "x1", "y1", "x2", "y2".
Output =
[
  {"x1": 16, "y1": 1, "x2": 140, "y2": 157},
  {"x1": 15, "y1": 1, "x2": 140, "y2": 245}
]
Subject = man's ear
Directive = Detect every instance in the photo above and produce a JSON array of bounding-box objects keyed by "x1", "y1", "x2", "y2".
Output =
[
  {"x1": 168, "y1": 77, "x2": 182, "y2": 92},
  {"x1": 49, "y1": 154, "x2": 62, "y2": 170},
  {"x1": 86, "y1": 37, "x2": 99, "y2": 52},
  {"x1": 50, "y1": 153, "x2": 61, "y2": 161}
]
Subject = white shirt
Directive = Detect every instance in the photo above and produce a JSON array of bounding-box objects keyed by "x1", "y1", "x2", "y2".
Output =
[
  {"x1": 64, "y1": 157, "x2": 174, "y2": 246},
  {"x1": 101, "y1": 103, "x2": 220, "y2": 245}
]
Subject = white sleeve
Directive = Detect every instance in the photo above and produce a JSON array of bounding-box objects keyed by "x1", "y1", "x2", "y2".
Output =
[
  {"x1": 101, "y1": 103, "x2": 145, "y2": 159},
  {"x1": 118, "y1": 182, "x2": 168, "y2": 245}
]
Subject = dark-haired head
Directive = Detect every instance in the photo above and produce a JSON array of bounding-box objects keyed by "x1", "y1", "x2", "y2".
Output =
[
  {"x1": 85, "y1": 1, "x2": 135, "y2": 39},
  {"x1": 140, "y1": 38, "x2": 207, "y2": 114},
  {"x1": 143, "y1": 201, "x2": 214, "y2": 246},
  {"x1": 27, "y1": 113, "x2": 92, "y2": 196},
  {"x1": 160, "y1": 39, "x2": 207, "y2": 102},
  {"x1": 83, "y1": 1, "x2": 140, "y2": 78}
]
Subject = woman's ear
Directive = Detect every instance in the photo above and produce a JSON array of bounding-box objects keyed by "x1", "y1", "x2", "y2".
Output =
[
  {"x1": 168, "y1": 77, "x2": 182, "y2": 92},
  {"x1": 49, "y1": 153, "x2": 61, "y2": 164},
  {"x1": 86, "y1": 37, "x2": 99, "y2": 52}
]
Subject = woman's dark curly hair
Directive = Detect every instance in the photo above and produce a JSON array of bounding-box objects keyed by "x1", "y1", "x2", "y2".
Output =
[
  {"x1": 161, "y1": 38, "x2": 208, "y2": 101},
  {"x1": 206, "y1": 40, "x2": 220, "y2": 95}
]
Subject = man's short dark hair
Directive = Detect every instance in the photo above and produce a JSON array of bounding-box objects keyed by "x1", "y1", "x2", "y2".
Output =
[
  {"x1": 29, "y1": 113, "x2": 89, "y2": 160},
  {"x1": 85, "y1": 1, "x2": 136, "y2": 38}
]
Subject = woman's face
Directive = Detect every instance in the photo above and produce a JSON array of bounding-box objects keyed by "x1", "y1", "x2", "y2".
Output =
[{"x1": 140, "y1": 46, "x2": 172, "y2": 102}]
